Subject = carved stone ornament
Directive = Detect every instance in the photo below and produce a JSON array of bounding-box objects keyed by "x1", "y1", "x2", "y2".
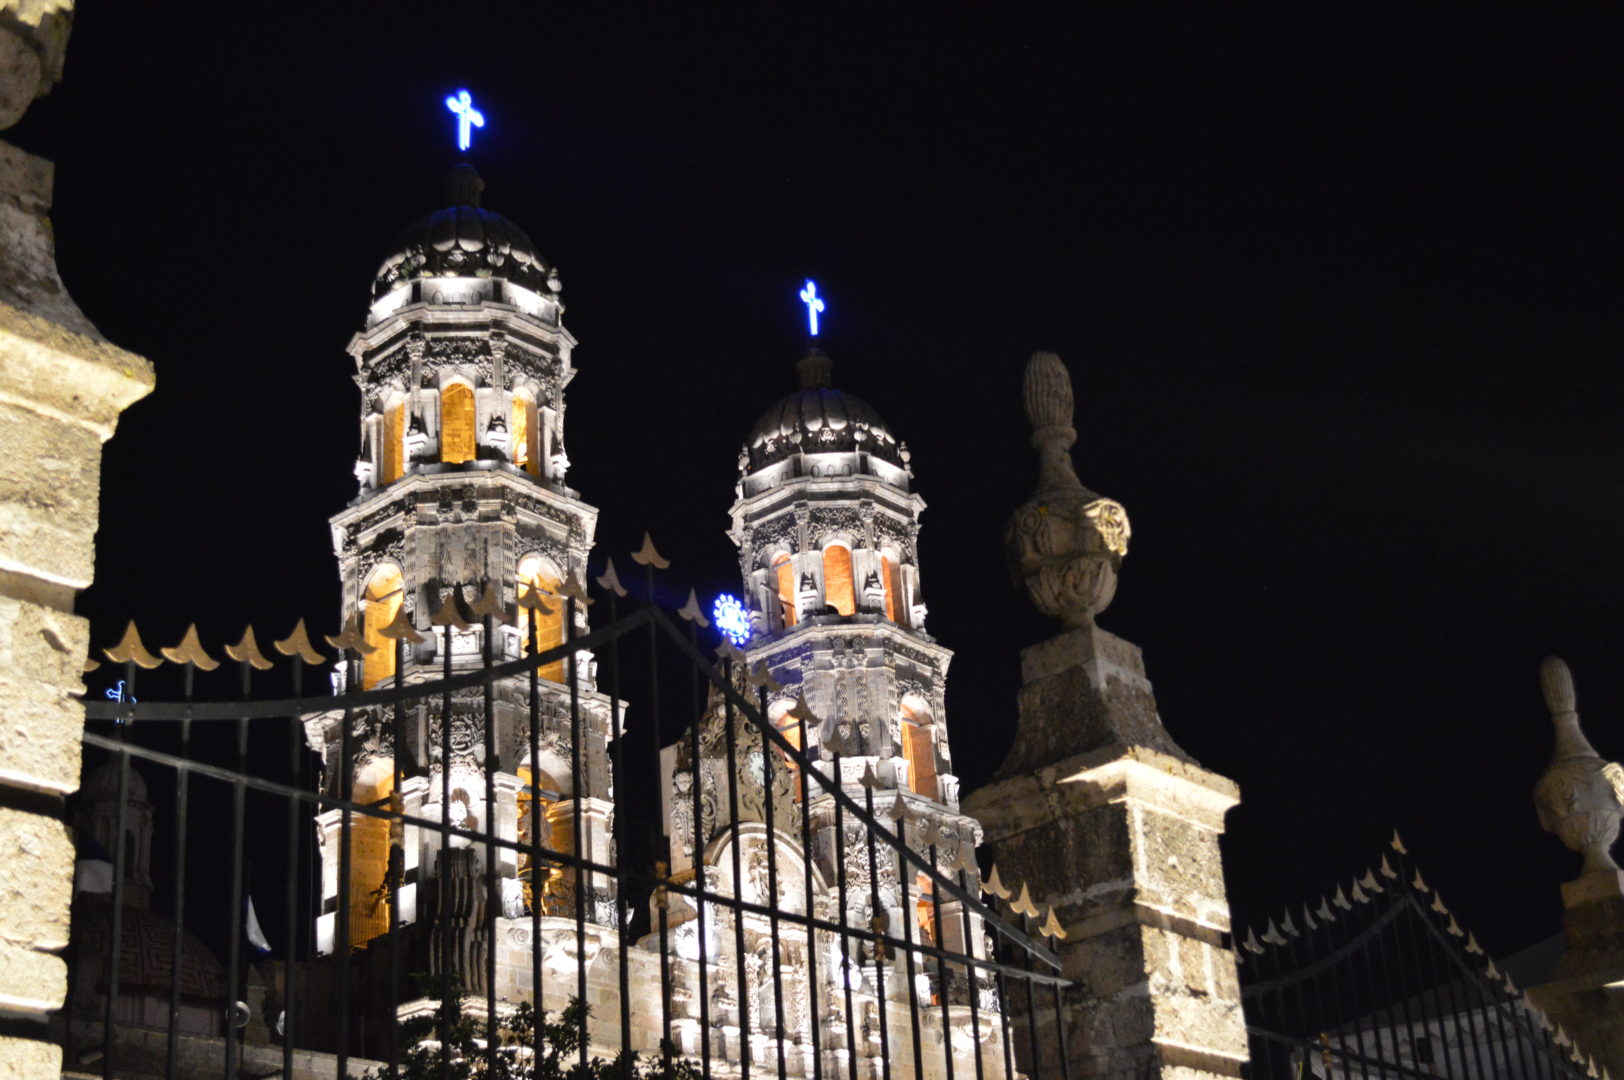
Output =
[
  {"x1": 1533, "y1": 657, "x2": 1624, "y2": 876},
  {"x1": 1004, "y1": 352, "x2": 1131, "y2": 627}
]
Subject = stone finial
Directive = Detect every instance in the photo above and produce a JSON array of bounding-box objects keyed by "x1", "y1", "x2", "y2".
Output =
[
  {"x1": 796, "y1": 348, "x2": 832, "y2": 390},
  {"x1": 443, "y1": 162, "x2": 484, "y2": 207},
  {"x1": 1005, "y1": 352, "x2": 1131, "y2": 627},
  {"x1": 1534, "y1": 657, "x2": 1624, "y2": 876}
]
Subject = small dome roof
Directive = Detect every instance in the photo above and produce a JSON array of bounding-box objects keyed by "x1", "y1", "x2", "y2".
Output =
[
  {"x1": 83, "y1": 760, "x2": 147, "y2": 803},
  {"x1": 743, "y1": 350, "x2": 907, "y2": 475},
  {"x1": 73, "y1": 905, "x2": 224, "y2": 999},
  {"x1": 372, "y1": 165, "x2": 554, "y2": 301}
]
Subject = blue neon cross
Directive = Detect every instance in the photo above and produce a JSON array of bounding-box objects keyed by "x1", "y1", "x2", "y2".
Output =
[
  {"x1": 445, "y1": 90, "x2": 485, "y2": 152},
  {"x1": 799, "y1": 280, "x2": 825, "y2": 337}
]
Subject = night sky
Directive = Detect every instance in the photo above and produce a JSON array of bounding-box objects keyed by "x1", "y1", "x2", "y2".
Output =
[{"x1": 17, "y1": 7, "x2": 1624, "y2": 962}]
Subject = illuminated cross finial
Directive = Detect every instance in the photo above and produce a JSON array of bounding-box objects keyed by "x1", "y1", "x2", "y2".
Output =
[
  {"x1": 799, "y1": 279, "x2": 825, "y2": 337},
  {"x1": 444, "y1": 89, "x2": 485, "y2": 152}
]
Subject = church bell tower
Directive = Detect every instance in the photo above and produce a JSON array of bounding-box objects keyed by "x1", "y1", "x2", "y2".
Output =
[{"x1": 309, "y1": 166, "x2": 617, "y2": 973}]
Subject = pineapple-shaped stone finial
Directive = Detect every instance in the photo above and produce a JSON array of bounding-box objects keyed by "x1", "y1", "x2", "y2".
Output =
[{"x1": 1534, "y1": 657, "x2": 1624, "y2": 877}]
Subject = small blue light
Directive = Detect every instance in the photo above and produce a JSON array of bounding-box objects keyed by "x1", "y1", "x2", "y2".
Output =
[
  {"x1": 799, "y1": 280, "x2": 825, "y2": 337},
  {"x1": 103, "y1": 680, "x2": 136, "y2": 704},
  {"x1": 713, "y1": 594, "x2": 751, "y2": 647},
  {"x1": 445, "y1": 89, "x2": 485, "y2": 152}
]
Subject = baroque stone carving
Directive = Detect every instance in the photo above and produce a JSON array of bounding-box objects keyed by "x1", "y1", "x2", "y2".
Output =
[
  {"x1": 1534, "y1": 657, "x2": 1624, "y2": 876},
  {"x1": 1005, "y1": 352, "x2": 1131, "y2": 627}
]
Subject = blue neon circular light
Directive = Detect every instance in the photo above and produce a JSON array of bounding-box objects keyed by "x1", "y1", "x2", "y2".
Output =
[{"x1": 713, "y1": 594, "x2": 751, "y2": 646}]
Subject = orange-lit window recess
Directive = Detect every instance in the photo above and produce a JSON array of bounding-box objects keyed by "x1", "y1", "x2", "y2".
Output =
[
  {"x1": 901, "y1": 704, "x2": 939, "y2": 801},
  {"x1": 775, "y1": 718, "x2": 805, "y2": 802},
  {"x1": 880, "y1": 554, "x2": 899, "y2": 621},
  {"x1": 518, "y1": 555, "x2": 565, "y2": 683},
  {"x1": 512, "y1": 394, "x2": 540, "y2": 476},
  {"x1": 774, "y1": 554, "x2": 797, "y2": 629},
  {"x1": 361, "y1": 565, "x2": 404, "y2": 690},
  {"x1": 381, "y1": 401, "x2": 405, "y2": 484},
  {"x1": 517, "y1": 765, "x2": 560, "y2": 912},
  {"x1": 915, "y1": 872, "x2": 937, "y2": 947},
  {"x1": 440, "y1": 382, "x2": 476, "y2": 464},
  {"x1": 824, "y1": 545, "x2": 855, "y2": 615},
  {"x1": 348, "y1": 762, "x2": 395, "y2": 950}
]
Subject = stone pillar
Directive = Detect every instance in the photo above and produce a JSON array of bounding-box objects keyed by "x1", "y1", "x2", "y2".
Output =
[
  {"x1": 0, "y1": 7, "x2": 156, "y2": 1075},
  {"x1": 1525, "y1": 658, "x2": 1624, "y2": 1076},
  {"x1": 962, "y1": 353, "x2": 1247, "y2": 1080}
]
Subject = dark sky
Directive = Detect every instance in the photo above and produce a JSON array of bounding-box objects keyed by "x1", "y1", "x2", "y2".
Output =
[{"x1": 19, "y1": 7, "x2": 1624, "y2": 959}]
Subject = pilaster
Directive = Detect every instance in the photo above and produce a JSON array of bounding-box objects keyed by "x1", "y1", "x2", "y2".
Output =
[{"x1": 0, "y1": 126, "x2": 154, "y2": 1080}]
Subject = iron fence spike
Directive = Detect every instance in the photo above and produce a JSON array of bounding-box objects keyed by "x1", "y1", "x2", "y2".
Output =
[
  {"x1": 631, "y1": 532, "x2": 671, "y2": 569},
  {"x1": 558, "y1": 569, "x2": 593, "y2": 607},
  {"x1": 1466, "y1": 932, "x2": 1484, "y2": 955},
  {"x1": 273, "y1": 618, "x2": 325, "y2": 664},
  {"x1": 515, "y1": 580, "x2": 555, "y2": 616},
  {"x1": 160, "y1": 623, "x2": 221, "y2": 671},
  {"x1": 860, "y1": 761, "x2": 882, "y2": 790},
  {"x1": 1039, "y1": 906, "x2": 1065, "y2": 940},
  {"x1": 755, "y1": 664, "x2": 788, "y2": 696},
  {"x1": 714, "y1": 638, "x2": 745, "y2": 662},
  {"x1": 1011, "y1": 882, "x2": 1040, "y2": 919},
  {"x1": 1446, "y1": 914, "x2": 1463, "y2": 937},
  {"x1": 1379, "y1": 853, "x2": 1397, "y2": 879},
  {"x1": 428, "y1": 591, "x2": 472, "y2": 630},
  {"x1": 1358, "y1": 868, "x2": 1383, "y2": 893},
  {"x1": 104, "y1": 620, "x2": 163, "y2": 669},
  {"x1": 1430, "y1": 892, "x2": 1448, "y2": 915},
  {"x1": 1242, "y1": 928, "x2": 1264, "y2": 954},
  {"x1": 677, "y1": 589, "x2": 710, "y2": 627},
  {"x1": 594, "y1": 557, "x2": 628, "y2": 597},
  {"x1": 1332, "y1": 885, "x2": 1352, "y2": 911},
  {"x1": 1315, "y1": 897, "x2": 1335, "y2": 921},
  {"x1": 982, "y1": 864, "x2": 1013, "y2": 900},
  {"x1": 82, "y1": 657, "x2": 100, "y2": 674},
  {"x1": 225, "y1": 626, "x2": 274, "y2": 671},
  {"x1": 1300, "y1": 903, "x2": 1317, "y2": 930},
  {"x1": 783, "y1": 689, "x2": 814, "y2": 719},
  {"x1": 1280, "y1": 909, "x2": 1299, "y2": 937},
  {"x1": 1486, "y1": 958, "x2": 1501, "y2": 980},
  {"x1": 1261, "y1": 918, "x2": 1287, "y2": 946},
  {"x1": 378, "y1": 606, "x2": 427, "y2": 644},
  {"x1": 1411, "y1": 869, "x2": 1428, "y2": 892},
  {"x1": 324, "y1": 613, "x2": 376, "y2": 655},
  {"x1": 1391, "y1": 829, "x2": 1408, "y2": 855},
  {"x1": 467, "y1": 580, "x2": 508, "y2": 621}
]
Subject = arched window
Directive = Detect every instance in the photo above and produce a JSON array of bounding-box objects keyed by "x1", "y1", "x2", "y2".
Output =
[
  {"x1": 880, "y1": 553, "x2": 900, "y2": 622},
  {"x1": 512, "y1": 394, "x2": 540, "y2": 476},
  {"x1": 440, "y1": 382, "x2": 476, "y2": 464},
  {"x1": 517, "y1": 765, "x2": 560, "y2": 914},
  {"x1": 361, "y1": 565, "x2": 404, "y2": 690},
  {"x1": 901, "y1": 702, "x2": 938, "y2": 801},
  {"x1": 824, "y1": 545, "x2": 855, "y2": 616},
  {"x1": 348, "y1": 763, "x2": 395, "y2": 950},
  {"x1": 518, "y1": 555, "x2": 565, "y2": 683},
  {"x1": 381, "y1": 401, "x2": 405, "y2": 485},
  {"x1": 773, "y1": 554, "x2": 797, "y2": 629}
]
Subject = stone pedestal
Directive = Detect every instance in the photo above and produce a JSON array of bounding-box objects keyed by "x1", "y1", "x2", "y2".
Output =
[
  {"x1": 1527, "y1": 871, "x2": 1624, "y2": 1078},
  {"x1": 0, "y1": 139, "x2": 153, "y2": 1078},
  {"x1": 965, "y1": 624, "x2": 1247, "y2": 1080}
]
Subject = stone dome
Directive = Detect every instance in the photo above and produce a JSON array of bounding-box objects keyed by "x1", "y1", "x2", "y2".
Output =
[
  {"x1": 372, "y1": 165, "x2": 556, "y2": 301},
  {"x1": 743, "y1": 351, "x2": 907, "y2": 475},
  {"x1": 72, "y1": 903, "x2": 225, "y2": 999},
  {"x1": 83, "y1": 759, "x2": 147, "y2": 803}
]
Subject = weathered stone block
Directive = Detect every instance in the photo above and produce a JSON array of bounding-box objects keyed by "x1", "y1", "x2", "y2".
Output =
[
  {"x1": 0, "y1": 402, "x2": 103, "y2": 587},
  {"x1": 0, "y1": 937, "x2": 65, "y2": 1012},
  {"x1": 0, "y1": 806, "x2": 72, "y2": 949},
  {"x1": 0, "y1": 1033, "x2": 61, "y2": 1080}
]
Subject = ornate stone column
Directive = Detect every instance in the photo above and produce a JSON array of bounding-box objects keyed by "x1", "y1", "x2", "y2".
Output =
[
  {"x1": 0, "y1": 7, "x2": 155, "y2": 1077},
  {"x1": 1525, "y1": 657, "x2": 1624, "y2": 1076},
  {"x1": 963, "y1": 353, "x2": 1247, "y2": 1079}
]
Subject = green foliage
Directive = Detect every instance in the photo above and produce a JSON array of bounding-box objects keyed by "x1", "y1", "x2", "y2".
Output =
[{"x1": 363, "y1": 979, "x2": 700, "y2": 1080}]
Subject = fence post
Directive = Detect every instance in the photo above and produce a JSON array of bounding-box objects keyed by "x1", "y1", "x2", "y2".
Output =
[
  {"x1": 0, "y1": 9, "x2": 155, "y2": 1077},
  {"x1": 963, "y1": 353, "x2": 1247, "y2": 1079}
]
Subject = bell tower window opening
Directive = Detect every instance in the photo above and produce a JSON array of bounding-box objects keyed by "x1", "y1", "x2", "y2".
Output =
[
  {"x1": 440, "y1": 382, "x2": 476, "y2": 464},
  {"x1": 915, "y1": 872, "x2": 937, "y2": 948},
  {"x1": 769, "y1": 704, "x2": 805, "y2": 803},
  {"x1": 361, "y1": 565, "x2": 404, "y2": 690},
  {"x1": 901, "y1": 702, "x2": 939, "y2": 801},
  {"x1": 517, "y1": 765, "x2": 561, "y2": 913},
  {"x1": 518, "y1": 554, "x2": 566, "y2": 683},
  {"x1": 880, "y1": 553, "x2": 900, "y2": 622},
  {"x1": 348, "y1": 762, "x2": 395, "y2": 950},
  {"x1": 381, "y1": 400, "x2": 405, "y2": 485},
  {"x1": 824, "y1": 544, "x2": 855, "y2": 616},
  {"x1": 773, "y1": 553, "x2": 797, "y2": 629},
  {"x1": 512, "y1": 394, "x2": 541, "y2": 476}
]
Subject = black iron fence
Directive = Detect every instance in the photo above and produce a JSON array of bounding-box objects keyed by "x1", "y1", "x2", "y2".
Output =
[
  {"x1": 66, "y1": 565, "x2": 1067, "y2": 1080},
  {"x1": 1238, "y1": 837, "x2": 1591, "y2": 1080}
]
